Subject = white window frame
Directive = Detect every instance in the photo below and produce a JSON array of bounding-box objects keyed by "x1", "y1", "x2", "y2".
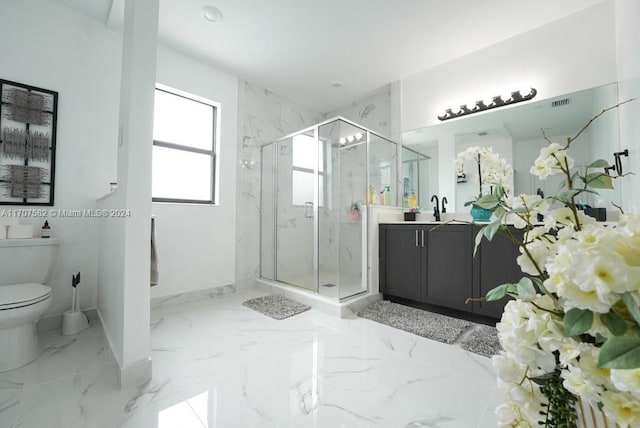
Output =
[{"x1": 152, "y1": 85, "x2": 219, "y2": 205}]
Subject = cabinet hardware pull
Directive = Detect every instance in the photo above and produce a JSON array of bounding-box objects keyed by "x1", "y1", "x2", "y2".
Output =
[
  {"x1": 415, "y1": 230, "x2": 419, "y2": 247},
  {"x1": 421, "y1": 230, "x2": 425, "y2": 247}
]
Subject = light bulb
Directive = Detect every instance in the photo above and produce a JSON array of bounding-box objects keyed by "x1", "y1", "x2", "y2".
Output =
[
  {"x1": 502, "y1": 92, "x2": 512, "y2": 102},
  {"x1": 355, "y1": 132, "x2": 363, "y2": 140},
  {"x1": 520, "y1": 87, "x2": 531, "y2": 97},
  {"x1": 339, "y1": 137, "x2": 347, "y2": 145},
  {"x1": 347, "y1": 135, "x2": 355, "y2": 143}
]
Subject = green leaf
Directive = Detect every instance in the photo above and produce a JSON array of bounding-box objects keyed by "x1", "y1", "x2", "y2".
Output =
[
  {"x1": 517, "y1": 277, "x2": 536, "y2": 301},
  {"x1": 598, "y1": 336, "x2": 640, "y2": 369},
  {"x1": 530, "y1": 276, "x2": 547, "y2": 294},
  {"x1": 494, "y1": 205, "x2": 506, "y2": 221},
  {"x1": 589, "y1": 159, "x2": 610, "y2": 168},
  {"x1": 483, "y1": 219, "x2": 501, "y2": 241},
  {"x1": 474, "y1": 194, "x2": 499, "y2": 209},
  {"x1": 464, "y1": 200, "x2": 475, "y2": 207},
  {"x1": 600, "y1": 312, "x2": 627, "y2": 336},
  {"x1": 621, "y1": 293, "x2": 640, "y2": 325},
  {"x1": 563, "y1": 308, "x2": 593, "y2": 336},
  {"x1": 584, "y1": 172, "x2": 614, "y2": 189},
  {"x1": 486, "y1": 283, "x2": 511, "y2": 301},
  {"x1": 473, "y1": 228, "x2": 484, "y2": 256},
  {"x1": 494, "y1": 183, "x2": 505, "y2": 199},
  {"x1": 556, "y1": 189, "x2": 582, "y2": 203}
]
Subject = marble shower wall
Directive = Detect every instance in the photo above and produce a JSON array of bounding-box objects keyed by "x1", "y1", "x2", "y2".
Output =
[
  {"x1": 323, "y1": 83, "x2": 400, "y2": 138},
  {"x1": 236, "y1": 81, "x2": 322, "y2": 287}
]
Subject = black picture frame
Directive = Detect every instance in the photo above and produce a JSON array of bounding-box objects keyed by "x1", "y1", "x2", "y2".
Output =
[{"x1": 0, "y1": 79, "x2": 58, "y2": 206}]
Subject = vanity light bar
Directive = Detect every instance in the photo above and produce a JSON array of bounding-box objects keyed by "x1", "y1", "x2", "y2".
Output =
[
  {"x1": 438, "y1": 88, "x2": 538, "y2": 121},
  {"x1": 339, "y1": 132, "x2": 364, "y2": 145}
]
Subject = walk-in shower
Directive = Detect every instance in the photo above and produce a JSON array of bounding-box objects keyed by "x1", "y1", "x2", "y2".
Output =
[{"x1": 260, "y1": 118, "x2": 397, "y2": 301}]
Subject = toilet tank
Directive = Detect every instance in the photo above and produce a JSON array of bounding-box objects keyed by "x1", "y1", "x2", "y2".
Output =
[{"x1": 0, "y1": 239, "x2": 59, "y2": 286}]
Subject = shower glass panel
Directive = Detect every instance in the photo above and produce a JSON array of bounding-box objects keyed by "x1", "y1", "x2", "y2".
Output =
[
  {"x1": 318, "y1": 120, "x2": 368, "y2": 299},
  {"x1": 275, "y1": 129, "x2": 317, "y2": 291},
  {"x1": 369, "y1": 134, "x2": 398, "y2": 206},
  {"x1": 260, "y1": 143, "x2": 275, "y2": 280},
  {"x1": 260, "y1": 117, "x2": 400, "y2": 301}
]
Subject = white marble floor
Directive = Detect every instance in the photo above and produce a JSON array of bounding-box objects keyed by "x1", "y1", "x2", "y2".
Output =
[{"x1": 0, "y1": 288, "x2": 499, "y2": 427}]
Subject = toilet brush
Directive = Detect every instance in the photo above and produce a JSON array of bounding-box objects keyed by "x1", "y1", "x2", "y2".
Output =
[{"x1": 62, "y1": 271, "x2": 89, "y2": 335}]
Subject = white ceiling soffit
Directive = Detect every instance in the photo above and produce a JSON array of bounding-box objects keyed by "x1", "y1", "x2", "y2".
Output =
[{"x1": 102, "y1": 0, "x2": 605, "y2": 113}]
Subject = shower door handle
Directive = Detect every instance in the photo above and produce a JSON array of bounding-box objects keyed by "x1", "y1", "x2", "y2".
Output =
[{"x1": 304, "y1": 202, "x2": 314, "y2": 218}]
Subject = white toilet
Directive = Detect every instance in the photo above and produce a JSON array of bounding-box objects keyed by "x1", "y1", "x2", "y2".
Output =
[{"x1": 0, "y1": 238, "x2": 58, "y2": 372}]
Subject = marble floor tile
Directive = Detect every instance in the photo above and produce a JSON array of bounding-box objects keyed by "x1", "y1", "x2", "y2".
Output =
[{"x1": 2, "y1": 287, "x2": 499, "y2": 427}]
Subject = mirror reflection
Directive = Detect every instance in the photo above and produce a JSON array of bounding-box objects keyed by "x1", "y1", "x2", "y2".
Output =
[
  {"x1": 401, "y1": 146, "x2": 431, "y2": 209},
  {"x1": 402, "y1": 83, "x2": 621, "y2": 214}
]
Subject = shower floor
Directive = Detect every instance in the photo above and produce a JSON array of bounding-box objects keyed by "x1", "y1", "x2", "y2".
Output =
[{"x1": 277, "y1": 270, "x2": 365, "y2": 299}]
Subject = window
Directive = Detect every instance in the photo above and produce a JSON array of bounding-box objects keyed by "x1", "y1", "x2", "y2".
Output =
[
  {"x1": 152, "y1": 86, "x2": 217, "y2": 204},
  {"x1": 291, "y1": 133, "x2": 325, "y2": 206}
]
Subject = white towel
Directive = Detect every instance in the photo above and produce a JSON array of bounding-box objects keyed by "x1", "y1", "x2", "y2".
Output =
[{"x1": 150, "y1": 217, "x2": 158, "y2": 286}]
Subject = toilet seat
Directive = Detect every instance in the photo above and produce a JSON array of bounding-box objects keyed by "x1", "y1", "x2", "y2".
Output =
[{"x1": 0, "y1": 283, "x2": 52, "y2": 310}]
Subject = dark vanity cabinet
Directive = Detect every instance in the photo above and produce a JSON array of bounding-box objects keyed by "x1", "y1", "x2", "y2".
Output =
[
  {"x1": 473, "y1": 226, "x2": 524, "y2": 319},
  {"x1": 379, "y1": 223, "x2": 521, "y2": 321},
  {"x1": 378, "y1": 225, "x2": 427, "y2": 301},
  {"x1": 379, "y1": 224, "x2": 472, "y2": 311},
  {"x1": 425, "y1": 225, "x2": 473, "y2": 311}
]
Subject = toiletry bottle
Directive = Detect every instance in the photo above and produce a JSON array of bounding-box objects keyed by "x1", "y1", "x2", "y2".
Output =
[
  {"x1": 379, "y1": 190, "x2": 385, "y2": 205},
  {"x1": 41, "y1": 221, "x2": 51, "y2": 238},
  {"x1": 410, "y1": 192, "x2": 418, "y2": 210},
  {"x1": 368, "y1": 186, "x2": 375, "y2": 205},
  {"x1": 384, "y1": 186, "x2": 392, "y2": 206}
]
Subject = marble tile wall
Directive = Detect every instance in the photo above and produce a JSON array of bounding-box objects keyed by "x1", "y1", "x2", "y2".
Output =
[
  {"x1": 235, "y1": 81, "x2": 322, "y2": 288},
  {"x1": 323, "y1": 84, "x2": 398, "y2": 138}
]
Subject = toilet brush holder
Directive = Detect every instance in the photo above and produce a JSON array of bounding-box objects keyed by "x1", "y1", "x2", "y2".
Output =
[{"x1": 62, "y1": 310, "x2": 89, "y2": 336}]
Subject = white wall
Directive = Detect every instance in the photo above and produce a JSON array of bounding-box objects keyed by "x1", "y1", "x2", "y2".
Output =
[
  {"x1": 150, "y1": 46, "x2": 239, "y2": 298},
  {"x1": 401, "y1": 1, "x2": 618, "y2": 133},
  {"x1": 0, "y1": 0, "x2": 121, "y2": 316},
  {"x1": 615, "y1": 0, "x2": 640, "y2": 212}
]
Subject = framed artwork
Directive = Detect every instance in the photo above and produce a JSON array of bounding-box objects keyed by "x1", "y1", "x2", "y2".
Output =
[{"x1": 0, "y1": 79, "x2": 58, "y2": 206}]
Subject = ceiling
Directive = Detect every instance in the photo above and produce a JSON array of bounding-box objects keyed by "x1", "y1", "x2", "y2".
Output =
[{"x1": 53, "y1": 0, "x2": 604, "y2": 113}]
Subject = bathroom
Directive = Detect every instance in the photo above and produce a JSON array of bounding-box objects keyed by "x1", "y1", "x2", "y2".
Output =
[{"x1": 0, "y1": 0, "x2": 639, "y2": 426}]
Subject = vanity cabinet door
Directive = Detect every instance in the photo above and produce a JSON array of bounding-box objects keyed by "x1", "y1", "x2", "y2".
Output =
[
  {"x1": 379, "y1": 225, "x2": 425, "y2": 302},
  {"x1": 425, "y1": 225, "x2": 473, "y2": 311},
  {"x1": 473, "y1": 226, "x2": 524, "y2": 319}
]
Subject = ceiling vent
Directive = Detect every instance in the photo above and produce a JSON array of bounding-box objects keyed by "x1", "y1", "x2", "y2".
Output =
[{"x1": 551, "y1": 98, "x2": 571, "y2": 108}]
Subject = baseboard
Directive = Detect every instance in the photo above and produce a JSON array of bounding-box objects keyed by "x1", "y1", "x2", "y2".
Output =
[
  {"x1": 118, "y1": 357, "x2": 152, "y2": 389},
  {"x1": 96, "y1": 307, "x2": 152, "y2": 389},
  {"x1": 37, "y1": 308, "x2": 99, "y2": 332},
  {"x1": 150, "y1": 283, "x2": 236, "y2": 310}
]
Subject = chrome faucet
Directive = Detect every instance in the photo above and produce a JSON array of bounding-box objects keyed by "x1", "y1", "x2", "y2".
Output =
[
  {"x1": 441, "y1": 197, "x2": 448, "y2": 214},
  {"x1": 430, "y1": 195, "x2": 441, "y2": 221}
]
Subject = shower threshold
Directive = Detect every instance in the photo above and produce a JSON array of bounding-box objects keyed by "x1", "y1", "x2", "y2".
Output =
[{"x1": 255, "y1": 278, "x2": 381, "y2": 318}]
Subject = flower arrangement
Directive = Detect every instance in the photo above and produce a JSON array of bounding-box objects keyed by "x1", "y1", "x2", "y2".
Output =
[
  {"x1": 454, "y1": 145, "x2": 513, "y2": 201},
  {"x1": 471, "y1": 100, "x2": 640, "y2": 427}
]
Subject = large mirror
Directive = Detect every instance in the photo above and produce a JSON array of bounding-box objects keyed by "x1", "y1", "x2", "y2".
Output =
[{"x1": 402, "y1": 83, "x2": 621, "y2": 214}]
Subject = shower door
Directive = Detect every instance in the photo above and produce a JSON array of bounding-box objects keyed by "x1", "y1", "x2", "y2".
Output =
[{"x1": 275, "y1": 129, "x2": 318, "y2": 291}]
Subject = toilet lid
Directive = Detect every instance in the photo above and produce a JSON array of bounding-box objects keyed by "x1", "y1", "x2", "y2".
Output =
[{"x1": 0, "y1": 283, "x2": 52, "y2": 310}]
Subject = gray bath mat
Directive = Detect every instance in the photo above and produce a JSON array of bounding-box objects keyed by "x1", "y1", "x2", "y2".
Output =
[
  {"x1": 459, "y1": 325, "x2": 502, "y2": 357},
  {"x1": 357, "y1": 301, "x2": 473, "y2": 344},
  {"x1": 242, "y1": 295, "x2": 311, "y2": 320}
]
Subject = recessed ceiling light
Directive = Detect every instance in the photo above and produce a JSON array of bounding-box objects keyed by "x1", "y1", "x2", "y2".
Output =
[
  {"x1": 203, "y1": 5, "x2": 224, "y2": 22},
  {"x1": 331, "y1": 81, "x2": 343, "y2": 88}
]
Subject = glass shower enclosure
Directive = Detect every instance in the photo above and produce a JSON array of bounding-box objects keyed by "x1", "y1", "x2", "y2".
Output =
[{"x1": 260, "y1": 118, "x2": 398, "y2": 301}]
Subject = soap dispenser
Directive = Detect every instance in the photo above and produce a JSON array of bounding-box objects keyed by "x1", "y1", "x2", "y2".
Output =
[{"x1": 41, "y1": 221, "x2": 51, "y2": 238}]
